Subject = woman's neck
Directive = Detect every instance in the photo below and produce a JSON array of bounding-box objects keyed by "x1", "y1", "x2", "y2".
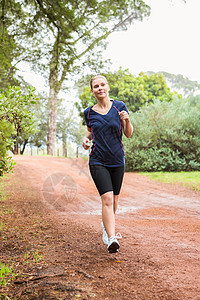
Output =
[
  {"x1": 92, "y1": 98, "x2": 113, "y2": 114},
  {"x1": 96, "y1": 96, "x2": 111, "y2": 108}
]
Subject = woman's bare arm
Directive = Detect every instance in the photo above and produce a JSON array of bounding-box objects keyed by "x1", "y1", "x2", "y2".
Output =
[{"x1": 82, "y1": 127, "x2": 92, "y2": 149}]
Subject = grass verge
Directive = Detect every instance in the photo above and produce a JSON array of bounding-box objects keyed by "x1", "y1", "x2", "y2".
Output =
[{"x1": 140, "y1": 171, "x2": 200, "y2": 191}]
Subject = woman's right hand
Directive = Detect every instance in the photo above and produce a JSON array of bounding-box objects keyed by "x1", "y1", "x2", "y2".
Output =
[{"x1": 82, "y1": 137, "x2": 91, "y2": 150}]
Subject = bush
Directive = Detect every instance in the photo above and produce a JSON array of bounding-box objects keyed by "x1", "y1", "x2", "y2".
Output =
[
  {"x1": 124, "y1": 97, "x2": 200, "y2": 171},
  {"x1": 0, "y1": 156, "x2": 16, "y2": 176},
  {"x1": 0, "y1": 86, "x2": 37, "y2": 175},
  {"x1": 0, "y1": 119, "x2": 14, "y2": 176}
]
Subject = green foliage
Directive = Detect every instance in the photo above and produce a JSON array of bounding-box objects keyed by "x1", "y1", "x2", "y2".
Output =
[
  {"x1": 187, "y1": 94, "x2": 200, "y2": 110},
  {"x1": 76, "y1": 68, "x2": 176, "y2": 122},
  {"x1": 0, "y1": 106, "x2": 16, "y2": 175},
  {"x1": 0, "y1": 120, "x2": 13, "y2": 155},
  {"x1": 0, "y1": 86, "x2": 38, "y2": 175},
  {"x1": 107, "y1": 69, "x2": 176, "y2": 111},
  {"x1": 0, "y1": 156, "x2": 16, "y2": 176},
  {"x1": 0, "y1": 32, "x2": 19, "y2": 90},
  {"x1": 124, "y1": 97, "x2": 200, "y2": 171},
  {"x1": 0, "y1": 261, "x2": 15, "y2": 286},
  {"x1": 0, "y1": 0, "x2": 23, "y2": 90},
  {"x1": 1, "y1": 87, "x2": 37, "y2": 135}
]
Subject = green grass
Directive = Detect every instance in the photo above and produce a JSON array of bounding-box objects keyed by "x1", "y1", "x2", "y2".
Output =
[
  {"x1": 0, "y1": 262, "x2": 15, "y2": 286},
  {"x1": 24, "y1": 248, "x2": 43, "y2": 263},
  {"x1": 140, "y1": 171, "x2": 200, "y2": 191}
]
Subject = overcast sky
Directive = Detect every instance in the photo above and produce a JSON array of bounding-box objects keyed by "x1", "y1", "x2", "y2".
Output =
[{"x1": 104, "y1": 0, "x2": 200, "y2": 83}]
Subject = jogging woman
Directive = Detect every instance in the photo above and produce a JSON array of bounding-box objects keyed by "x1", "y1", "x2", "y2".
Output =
[{"x1": 82, "y1": 75, "x2": 133, "y2": 253}]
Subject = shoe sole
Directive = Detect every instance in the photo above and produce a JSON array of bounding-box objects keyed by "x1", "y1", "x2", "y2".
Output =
[{"x1": 108, "y1": 241, "x2": 119, "y2": 253}]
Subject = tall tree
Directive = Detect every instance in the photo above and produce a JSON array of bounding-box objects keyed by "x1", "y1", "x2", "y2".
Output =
[{"x1": 2, "y1": 0, "x2": 150, "y2": 155}]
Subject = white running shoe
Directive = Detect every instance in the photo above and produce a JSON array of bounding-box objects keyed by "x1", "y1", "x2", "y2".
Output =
[
  {"x1": 107, "y1": 233, "x2": 122, "y2": 253},
  {"x1": 101, "y1": 221, "x2": 108, "y2": 245}
]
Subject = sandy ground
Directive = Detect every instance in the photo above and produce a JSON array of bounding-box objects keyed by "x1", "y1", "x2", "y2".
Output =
[{"x1": 1, "y1": 155, "x2": 200, "y2": 299}]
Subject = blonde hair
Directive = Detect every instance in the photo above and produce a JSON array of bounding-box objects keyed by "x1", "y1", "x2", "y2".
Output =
[{"x1": 90, "y1": 75, "x2": 108, "y2": 89}]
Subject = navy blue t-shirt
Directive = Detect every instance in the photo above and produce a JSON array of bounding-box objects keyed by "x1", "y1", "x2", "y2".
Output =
[{"x1": 84, "y1": 100, "x2": 129, "y2": 167}]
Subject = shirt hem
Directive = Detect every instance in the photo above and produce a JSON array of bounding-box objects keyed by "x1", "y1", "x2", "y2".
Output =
[{"x1": 89, "y1": 161, "x2": 125, "y2": 167}]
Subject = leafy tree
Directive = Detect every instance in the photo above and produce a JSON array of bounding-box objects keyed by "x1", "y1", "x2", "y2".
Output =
[
  {"x1": 2, "y1": 0, "x2": 150, "y2": 155},
  {"x1": 76, "y1": 68, "x2": 176, "y2": 121},
  {"x1": 108, "y1": 69, "x2": 176, "y2": 111},
  {"x1": 0, "y1": 86, "x2": 37, "y2": 174},
  {"x1": 0, "y1": 86, "x2": 37, "y2": 153},
  {"x1": 4, "y1": 92, "x2": 49, "y2": 154}
]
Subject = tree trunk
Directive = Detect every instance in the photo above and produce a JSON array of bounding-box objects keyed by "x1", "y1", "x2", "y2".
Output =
[
  {"x1": 13, "y1": 140, "x2": 18, "y2": 154},
  {"x1": 47, "y1": 86, "x2": 58, "y2": 155},
  {"x1": 47, "y1": 32, "x2": 61, "y2": 155},
  {"x1": 76, "y1": 146, "x2": 78, "y2": 158},
  {"x1": 62, "y1": 131, "x2": 67, "y2": 157},
  {"x1": 62, "y1": 142, "x2": 67, "y2": 157},
  {"x1": 20, "y1": 139, "x2": 28, "y2": 155}
]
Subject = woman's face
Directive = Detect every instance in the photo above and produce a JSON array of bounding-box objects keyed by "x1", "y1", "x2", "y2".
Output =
[{"x1": 91, "y1": 77, "x2": 110, "y2": 99}]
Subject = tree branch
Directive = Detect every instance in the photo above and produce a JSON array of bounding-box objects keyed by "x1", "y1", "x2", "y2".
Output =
[
  {"x1": 58, "y1": 10, "x2": 144, "y2": 86},
  {"x1": 34, "y1": 0, "x2": 78, "y2": 33}
]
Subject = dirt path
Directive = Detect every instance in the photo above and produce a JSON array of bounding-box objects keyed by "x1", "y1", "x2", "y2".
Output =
[{"x1": 1, "y1": 156, "x2": 200, "y2": 299}]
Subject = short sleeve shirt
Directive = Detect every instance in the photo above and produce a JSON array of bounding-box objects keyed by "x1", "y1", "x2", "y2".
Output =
[{"x1": 84, "y1": 100, "x2": 129, "y2": 167}]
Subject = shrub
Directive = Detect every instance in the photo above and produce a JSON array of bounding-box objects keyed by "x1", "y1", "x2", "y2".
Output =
[
  {"x1": 124, "y1": 97, "x2": 200, "y2": 171},
  {"x1": 0, "y1": 86, "x2": 37, "y2": 175}
]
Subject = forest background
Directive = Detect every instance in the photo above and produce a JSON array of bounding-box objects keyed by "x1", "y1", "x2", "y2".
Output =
[{"x1": 0, "y1": 0, "x2": 200, "y2": 175}]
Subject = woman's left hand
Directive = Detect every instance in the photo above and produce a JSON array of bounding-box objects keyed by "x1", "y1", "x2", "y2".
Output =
[
  {"x1": 119, "y1": 110, "x2": 133, "y2": 138},
  {"x1": 118, "y1": 110, "x2": 130, "y2": 122}
]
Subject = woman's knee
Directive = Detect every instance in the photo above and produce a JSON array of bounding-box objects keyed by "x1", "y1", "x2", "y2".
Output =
[{"x1": 101, "y1": 191, "x2": 113, "y2": 207}]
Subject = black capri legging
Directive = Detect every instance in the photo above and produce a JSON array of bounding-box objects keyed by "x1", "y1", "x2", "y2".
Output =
[{"x1": 89, "y1": 165, "x2": 125, "y2": 196}]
